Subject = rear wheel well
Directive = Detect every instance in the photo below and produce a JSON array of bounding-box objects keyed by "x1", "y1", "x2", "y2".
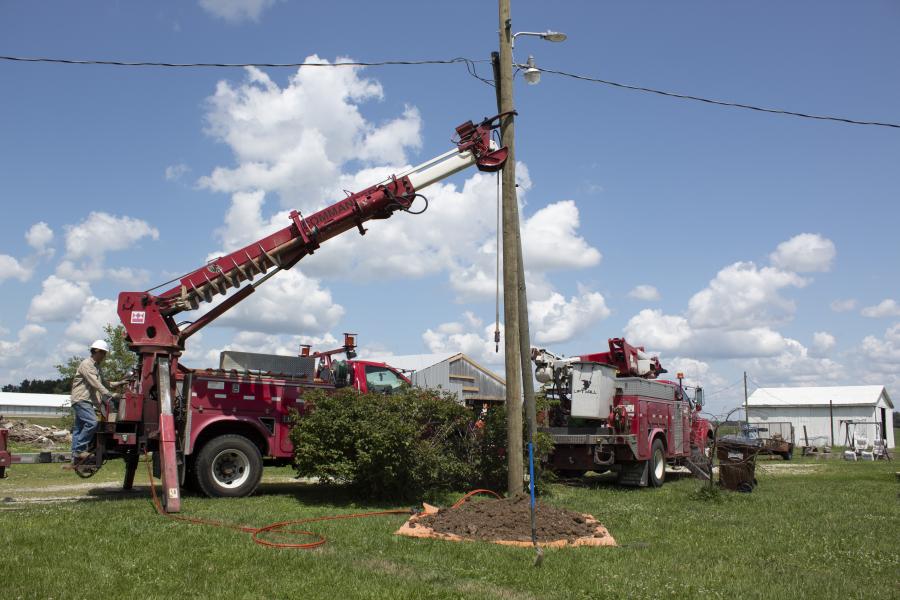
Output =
[{"x1": 191, "y1": 421, "x2": 268, "y2": 458}]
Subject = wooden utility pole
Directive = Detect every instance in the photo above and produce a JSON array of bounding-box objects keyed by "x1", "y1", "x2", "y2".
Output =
[
  {"x1": 496, "y1": 0, "x2": 523, "y2": 496},
  {"x1": 743, "y1": 371, "x2": 749, "y2": 425}
]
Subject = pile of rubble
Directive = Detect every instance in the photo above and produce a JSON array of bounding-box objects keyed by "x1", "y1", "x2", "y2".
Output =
[{"x1": 0, "y1": 420, "x2": 71, "y2": 447}]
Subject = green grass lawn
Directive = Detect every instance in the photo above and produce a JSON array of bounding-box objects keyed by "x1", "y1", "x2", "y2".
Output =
[{"x1": 2, "y1": 457, "x2": 898, "y2": 600}]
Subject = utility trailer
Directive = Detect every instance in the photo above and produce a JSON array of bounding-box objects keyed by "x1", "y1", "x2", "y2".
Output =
[
  {"x1": 532, "y1": 338, "x2": 712, "y2": 487},
  {"x1": 726, "y1": 422, "x2": 794, "y2": 460}
]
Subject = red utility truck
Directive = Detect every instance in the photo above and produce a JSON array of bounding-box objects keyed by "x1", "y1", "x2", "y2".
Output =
[
  {"x1": 531, "y1": 338, "x2": 712, "y2": 486},
  {"x1": 175, "y1": 333, "x2": 409, "y2": 498},
  {"x1": 0, "y1": 114, "x2": 508, "y2": 512}
]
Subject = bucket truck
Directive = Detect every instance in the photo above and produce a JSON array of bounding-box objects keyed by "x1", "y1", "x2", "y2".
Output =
[
  {"x1": 0, "y1": 115, "x2": 508, "y2": 511},
  {"x1": 532, "y1": 338, "x2": 712, "y2": 486}
]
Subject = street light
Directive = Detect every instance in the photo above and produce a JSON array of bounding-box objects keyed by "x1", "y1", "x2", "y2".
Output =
[
  {"x1": 511, "y1": 30, "x2": 567, "y2": 48},
  {"x1": 511, "y1": 29, "x2": 567, "y2": 86},
  {"x1": 523, "y1": 56, "x2": 540, "y2": 85}
]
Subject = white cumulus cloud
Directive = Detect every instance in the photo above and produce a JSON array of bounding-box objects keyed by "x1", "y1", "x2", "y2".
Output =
[
  {"x1": 628, "y1": 285, "x2": 660, "y2": 302},
  {"x1": 63, "y1": 297, "x2": 119, "y2": 348},
  {"x1": 529, "y1": 288, "x2": 610, "y2": 345},
  {"x1": 811, "y1": 331, "x2": 836, "y2": 353},
  {"x1": 25, "y1": 221, "x2": 54, "y2": 256},
  {"x1": 769, "y1": 233, "x2": 836, "y2": 273},
  {"x1": 521, "y1": 200, "x2": 601, "y2": 271},
  {"x1": 198, "y1": 0, "x2": 277, "y2": 23},
  {"x1": 64, "y1": 212, "x2": 159, "y2": 261},
  {"x1": 830, "y1": 298, "x2": 857, "y2": 312},
  {"x1": 687, "y1": 262, "x2": 806, "y2": 330},
  {"x1": 422, "y1": 312, "x2": 504, "y2": 368},
  {"x1": 0, "y1": 255, "x2": 31, "y2": 284},
  {"x1": 27, "y1": 276, "x2": 91, "y2": 323},
  {"x1": 861, "y1": 299, "x2": 900, "y2": 318},
  {"x1": 165, "y1": 163, "x2": 191, "y2": 181},
  {"x1": 211, "y1": 269, "x2": 344, "y2": 336}
]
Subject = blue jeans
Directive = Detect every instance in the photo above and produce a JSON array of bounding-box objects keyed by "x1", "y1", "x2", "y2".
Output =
[{"x1": 71, "y1": 401, "x2": 98, "y2": 455}]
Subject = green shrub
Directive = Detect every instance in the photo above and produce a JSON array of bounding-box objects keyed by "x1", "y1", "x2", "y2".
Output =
[
  {"x1": 291, "y1": 387, "x2": 477, "y2": 500},
  {"x1": 290, "y1": 387, "x2": 555, "y2": 501}
]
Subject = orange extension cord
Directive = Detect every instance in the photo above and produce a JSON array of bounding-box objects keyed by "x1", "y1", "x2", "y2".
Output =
[{"x1": 146, "y1": 458, "x2": 501, "y2": 550}]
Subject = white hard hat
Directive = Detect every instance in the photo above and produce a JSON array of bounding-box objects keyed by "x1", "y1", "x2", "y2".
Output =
[{"x1": 90, "y1": 339, "x2": 110, "y2": 353}]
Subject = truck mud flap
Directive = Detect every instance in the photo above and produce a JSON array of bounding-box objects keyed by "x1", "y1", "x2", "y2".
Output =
[{"x1": 617, "y1": 461, "x2": 648, "y2": 487}]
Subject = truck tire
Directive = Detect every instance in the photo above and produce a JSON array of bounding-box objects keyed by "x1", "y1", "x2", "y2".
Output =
[
  {"x1": 782, "y1": 451, "x2": 793, "y2": 461},
  {"x1": 195, "y1": 434, "x2": 263, "y2": 498},
  {"x1": 649, "y1": 438, "x2": 666, "y2": 488}
]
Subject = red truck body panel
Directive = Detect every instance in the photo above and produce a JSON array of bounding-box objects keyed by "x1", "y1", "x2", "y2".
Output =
[{"x1": 185, "y1": 359, "x2": 408, "y2": 460}]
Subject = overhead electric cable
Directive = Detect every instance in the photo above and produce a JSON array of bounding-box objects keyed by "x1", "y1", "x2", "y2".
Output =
[
  {"x1": 533, "y1": 65, "x2": 900, "y2": 129},
  {"x1": 2, "y1": 54, "x2": 895, "y2": 128},
  {"x1": 0, "y1": 55, "x2": 488, "y2": 69}
]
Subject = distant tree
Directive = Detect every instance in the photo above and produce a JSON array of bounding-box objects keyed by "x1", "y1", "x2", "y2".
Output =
[
  {"x1": 1, "y1": 379, "x2": 69, "y2": 394},
  {"x1": 55, "y1": 324, "x2": 136, "y2": 386}
]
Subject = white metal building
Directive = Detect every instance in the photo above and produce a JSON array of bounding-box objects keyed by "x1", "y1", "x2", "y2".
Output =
[
  {"x1": 366, "y1": 353, "x2": 506, "y2": 407},
  {"x1": 0, "y1": 392, "x2": 71, "y2": 417},
  {"x1": 747, "y1": 386, "x2": 894, "y2": 448}
]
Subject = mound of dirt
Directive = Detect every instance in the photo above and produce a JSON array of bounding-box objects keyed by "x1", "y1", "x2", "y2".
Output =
[
  {"x1": 1, "y1": 420, "x2": 71, "y2": 447},
  {"x1": 413, "y1": 494, "x2": 607, "y2": 544}
]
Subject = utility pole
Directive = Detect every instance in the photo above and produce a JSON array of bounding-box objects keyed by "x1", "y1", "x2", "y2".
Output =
[
  {"x1": 743, "y1": 371, "x2": 749, "y2": 426},
  {"x1": 496, "y1": 0, "x2": 524, "y2": 496}
]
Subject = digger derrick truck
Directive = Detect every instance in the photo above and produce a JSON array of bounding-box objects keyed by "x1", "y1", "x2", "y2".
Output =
[
  {"x1": 531, "y1": 338, "x2": 712, "y2": 487},
  {"x1": 64, "y1": 115, "x2": 508, "y2": 512}
]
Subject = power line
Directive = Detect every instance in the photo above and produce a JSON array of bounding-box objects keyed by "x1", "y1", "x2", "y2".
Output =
[
  {"x1": 0, "y1": 55, "x2": 488, "y2": 69},
  {"x1": 535, "y1": 66, "x2": 900, "y2": 129},
  {"x1": 2, "y1": 53, "x2": 895, "y2": 128}
]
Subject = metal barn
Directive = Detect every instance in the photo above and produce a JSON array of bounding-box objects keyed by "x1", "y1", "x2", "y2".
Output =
[
  {"x1": 0, "y1": 392, "x2": 70, "y2": 417},
  {"x1": 365, "y1": 353, "x2": 506, "y2": 407},
  {"x1": 747, "y1": 385, "x2": 894, "y2": 449}
]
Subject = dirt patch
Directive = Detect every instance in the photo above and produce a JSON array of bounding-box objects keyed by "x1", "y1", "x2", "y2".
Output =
[
  {"x1": 401, "y1": 494, "x2": 615, "y2": 547},
  {"x1": 757, "y1": 463, "x2": 824, "y2": 476}
]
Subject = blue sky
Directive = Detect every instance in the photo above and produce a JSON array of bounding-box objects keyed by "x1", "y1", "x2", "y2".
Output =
[{"x1": 1, "y1": 1, "x2": 898, "y2": 414}]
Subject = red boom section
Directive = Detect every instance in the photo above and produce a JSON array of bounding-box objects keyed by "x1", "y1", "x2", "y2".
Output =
[
  {"x1": 117, "y1": 115, "x2": 508, "y2": 350},
  {"x1": 579, "y1": 337, "x2": 666, "y2": 379}
]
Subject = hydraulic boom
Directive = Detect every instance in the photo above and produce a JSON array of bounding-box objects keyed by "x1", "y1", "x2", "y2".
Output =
[{"x1": 116, "y1": 114, "x2": 509, "y2": 511}]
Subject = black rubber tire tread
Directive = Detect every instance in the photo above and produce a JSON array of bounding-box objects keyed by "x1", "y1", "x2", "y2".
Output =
[
  {"x1": 648, "y1": 438, "x2": 666, "y2": 488},
  {"x1": 195, "y1": 434, "x2": 263, "y2": 498}
]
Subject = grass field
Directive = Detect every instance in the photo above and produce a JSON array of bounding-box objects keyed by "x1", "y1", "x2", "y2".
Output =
[{"x1": 2, "y1": 453, "x2": 897, "y2": 600}]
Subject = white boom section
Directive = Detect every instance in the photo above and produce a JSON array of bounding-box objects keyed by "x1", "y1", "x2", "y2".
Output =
[{"x1": 379, "y1": 141, "x2": 499, "y2": 191}]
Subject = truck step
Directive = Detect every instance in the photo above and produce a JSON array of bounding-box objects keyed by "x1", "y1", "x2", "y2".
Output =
[{"x1": 684, "y1": 448, "x2": 711, "y2": 481}]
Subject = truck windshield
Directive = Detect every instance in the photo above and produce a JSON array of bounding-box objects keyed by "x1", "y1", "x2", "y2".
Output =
[{"x1": 365, "y1": 366, "x2": 404, "y2": 394}]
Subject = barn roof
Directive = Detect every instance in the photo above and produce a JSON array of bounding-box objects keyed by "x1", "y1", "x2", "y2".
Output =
[
  {"x1": 363, "y1": 353, "x2": 505, "y2": 385},
  {"x1": 363, "y1": 353, "x2": 459, "y2": 373},
  {"x1": 0, "y1": 392, "x2": 71, "y2": 408},
  {"x1": 747, "y1": 385, "x2": 892, "y2": 409}
]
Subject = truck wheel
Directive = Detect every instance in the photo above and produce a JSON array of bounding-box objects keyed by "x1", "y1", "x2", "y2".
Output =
[
  {"x1": 782, "y1": 451, "x2": 793, "y2": 461},
  {"x1": 195, "y1": 435, "x2": 263, "y2": 498},
  {"x1": 649, "y1": 438, "x2": 666, "y2": 488}
]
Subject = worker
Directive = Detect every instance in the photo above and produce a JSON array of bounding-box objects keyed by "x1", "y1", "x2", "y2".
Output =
[{"x1": 70, "y1": 339, "x2": 124, "y2": 462}]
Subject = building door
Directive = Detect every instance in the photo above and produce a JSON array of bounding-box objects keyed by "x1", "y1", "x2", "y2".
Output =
[{"x1": 881, "y1": 407, "x2": 887, "y2": 441}]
